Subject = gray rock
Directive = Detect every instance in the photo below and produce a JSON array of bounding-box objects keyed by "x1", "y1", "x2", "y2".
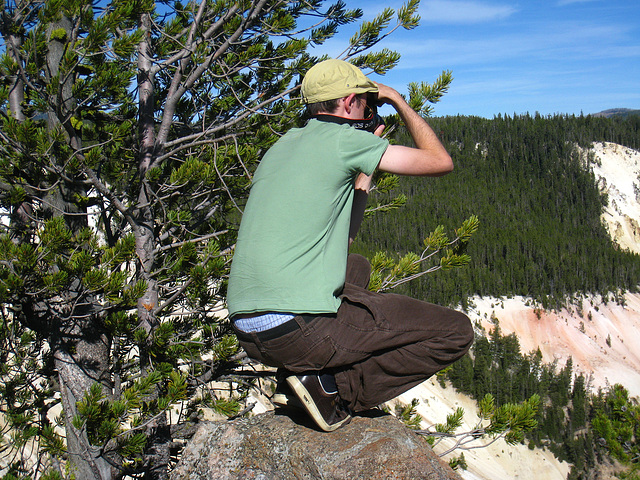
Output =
[{"x1": 170, "y1": 410, "x2": 462, "y2": 479}]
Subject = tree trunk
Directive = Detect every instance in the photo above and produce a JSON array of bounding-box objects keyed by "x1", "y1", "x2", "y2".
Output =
[
  {"x1": 134, "y1": 12, "x2": 171, "y2": 479},
  {"x1": 44, "y1": 15, "x2": 115, "y2": 479},
  {"x1": 6, "y1": 29, "x2": 25, "y2": 122},
  {"x1": 55, "y1": 346, "x2": 114, "y2": 480}
]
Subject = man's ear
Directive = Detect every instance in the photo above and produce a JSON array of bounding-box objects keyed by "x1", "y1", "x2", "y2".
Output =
[{"x1": 343, "y1": 93, "x2": 358, "y2": 114}]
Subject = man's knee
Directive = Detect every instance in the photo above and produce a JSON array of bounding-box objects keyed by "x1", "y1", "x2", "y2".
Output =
[
  {"x1": 345, "y1": 253, "x2": 372, "y2": 288},
  {"x1": 455, "y1": 311, "x2": 474, "y2": 354}
]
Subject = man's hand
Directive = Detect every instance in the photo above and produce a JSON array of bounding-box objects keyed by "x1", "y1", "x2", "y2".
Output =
[
  {"x1": 375, "y1": 83, "x2": 404, "y2": 108},
  {"x1": 354, "y1": 172, "x2": 373, "y2": 193}
]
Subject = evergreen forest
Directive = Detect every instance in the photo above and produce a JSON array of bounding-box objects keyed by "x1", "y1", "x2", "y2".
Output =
[
  {"x1": 354, "y1": 113, "x2": 640, "y2": 309},
  {"x1": 444, "y1": 321, "x2": 640, "y2": 479},
  {"x1": 355, "y1": 113, "x2": 640, "y2": 478}
]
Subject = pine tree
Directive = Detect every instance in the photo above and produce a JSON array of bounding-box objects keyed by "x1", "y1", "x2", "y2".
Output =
[{"x1": 0, "y1": 0, "x2": 439, "y2": 478}]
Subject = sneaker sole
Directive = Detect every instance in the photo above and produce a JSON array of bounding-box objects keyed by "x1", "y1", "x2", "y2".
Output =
[
  {"x1": 271, "y1": 392, "x2": 304, "y2": 410},
  {"x1": 286, "y1": 376, "x2": 351, "y2": 432}
]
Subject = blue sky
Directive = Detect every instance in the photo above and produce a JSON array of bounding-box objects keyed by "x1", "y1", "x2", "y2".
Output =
[{"x1": 315, "y1": 0, "x2": 640, "y2": 118}]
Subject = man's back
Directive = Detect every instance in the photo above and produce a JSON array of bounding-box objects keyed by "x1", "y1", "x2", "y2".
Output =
[{"x1": 227, "y1": 119, "x2": 387, "y2": 317}]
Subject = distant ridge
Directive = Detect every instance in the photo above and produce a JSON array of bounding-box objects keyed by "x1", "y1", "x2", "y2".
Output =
[{"x1": 592, "y1": 108, "x2": 640, "y2": 118}]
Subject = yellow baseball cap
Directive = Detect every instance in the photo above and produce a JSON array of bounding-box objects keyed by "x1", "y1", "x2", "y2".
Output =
[{"x1": 301, "y1": 59, "x2": 378, "y2": 104}]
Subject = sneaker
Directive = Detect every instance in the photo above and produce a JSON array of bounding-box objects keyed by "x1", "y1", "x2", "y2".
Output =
[
  {"x1": 286, "y1": 373, "x2": 352, "y2": 432},
  {"x1": 271, "y1": 380, "x2": 304, "y2": 410}
]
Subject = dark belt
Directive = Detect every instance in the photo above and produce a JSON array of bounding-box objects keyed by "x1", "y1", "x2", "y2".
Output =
[{"x1": 234, "y1": 314, "x2": 329, "y2": 342}]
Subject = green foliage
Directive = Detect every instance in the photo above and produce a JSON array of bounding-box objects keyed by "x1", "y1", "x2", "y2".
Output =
[
  {"x1": 591, "y1": 384, "x2": 640, "y2": 463},
  {"x1": 203, "y1": 397, "x2": 242, "y2": 418},
  {"x1": 345, "y1": 0, "x2": 420, "y2": 68},
  {"x1": 406, "y1": 70, "x2": 453, "y2": 117},
  {"x1": 435, "y1": 406, "x2": 465, "y2": 436},
  {"x1": 483, "y1": 393, "x2": 540, "y2": 444},
  {"x1": 448, "y1": 452, "x2": 467, "y2": 471},
  {"x1": 364, "y1": 172, "x2": 407, "y2": 215},
  {"x1": 367, "y1": 215, "x2": 478, "y2": 292},
  {"x1": 70, "y1": 370, "x2": 189, "y2": 464},
  {"x1": 394, "y1": 398, "x2": 423, "y2": 430},
  {"x1": 416, "y1": 392, "x2": 540, "y2": 457},
  {"x1": 0, "y1": 0, "x2": 438, "y2": 477}
]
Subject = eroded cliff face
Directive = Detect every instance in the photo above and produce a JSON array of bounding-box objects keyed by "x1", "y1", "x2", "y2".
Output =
[
  {"x1": 471, "y1": 293, "x2": 640, "y2": 396},
  {"x1": 589, "y1": 142, "x2": 640, "y2": 254}
]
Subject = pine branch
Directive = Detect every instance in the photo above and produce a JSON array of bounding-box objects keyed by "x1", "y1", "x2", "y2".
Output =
[
  {"x1": 371, "y1": 215, "x2": 479, "y2": 292},
  {"x1": 413, "y1": 394, "x2": 540, "y2": 458}
]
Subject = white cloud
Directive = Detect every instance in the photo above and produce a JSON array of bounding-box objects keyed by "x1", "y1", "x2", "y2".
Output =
[
  {"x1": 384, "y1": 18, "x2": 637, "y2": 71},
  {"x1": 421, "y1": 0, "x2": 517, "y2": 24}
]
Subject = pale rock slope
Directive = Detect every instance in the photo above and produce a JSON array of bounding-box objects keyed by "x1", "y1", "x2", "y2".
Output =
[
  {"x1": 590, "y1": 142, "x2": 640, "y2": 254},
  {"x1": 471, "y1": 293, "x2": 640, "y2": 396}
]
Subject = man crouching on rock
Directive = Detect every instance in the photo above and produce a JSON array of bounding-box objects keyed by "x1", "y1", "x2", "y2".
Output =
[{"x1": 227, "y1": 59, "x2": 473, "y2": 432}]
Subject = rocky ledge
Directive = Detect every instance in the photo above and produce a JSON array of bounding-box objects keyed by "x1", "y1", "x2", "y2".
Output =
[{"x1": 170, "y1": 409, "x2": 462, "y2": 480}]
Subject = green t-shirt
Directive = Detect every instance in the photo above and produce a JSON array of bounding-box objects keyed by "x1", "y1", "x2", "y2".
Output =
[{"x1": 227, "y1": 119, "x2": 389, "y2": 317}]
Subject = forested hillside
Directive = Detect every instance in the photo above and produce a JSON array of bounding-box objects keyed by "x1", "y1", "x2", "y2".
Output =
[
  {"x1": 356, "y1": 114, "x2": 640, "y2": 479},
  {"x1": 354, "y1": 113, "x2": 640, "y2": 309}
]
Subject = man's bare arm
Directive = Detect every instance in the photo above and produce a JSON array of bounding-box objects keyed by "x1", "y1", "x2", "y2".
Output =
[{"x1": 376, "y1": 83, "x2": 453, "y2": 177}]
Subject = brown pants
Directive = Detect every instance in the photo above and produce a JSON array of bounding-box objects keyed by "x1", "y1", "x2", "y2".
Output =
[{"x1": 235, "y1": 254, "x2": 474, "y2": 412}]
